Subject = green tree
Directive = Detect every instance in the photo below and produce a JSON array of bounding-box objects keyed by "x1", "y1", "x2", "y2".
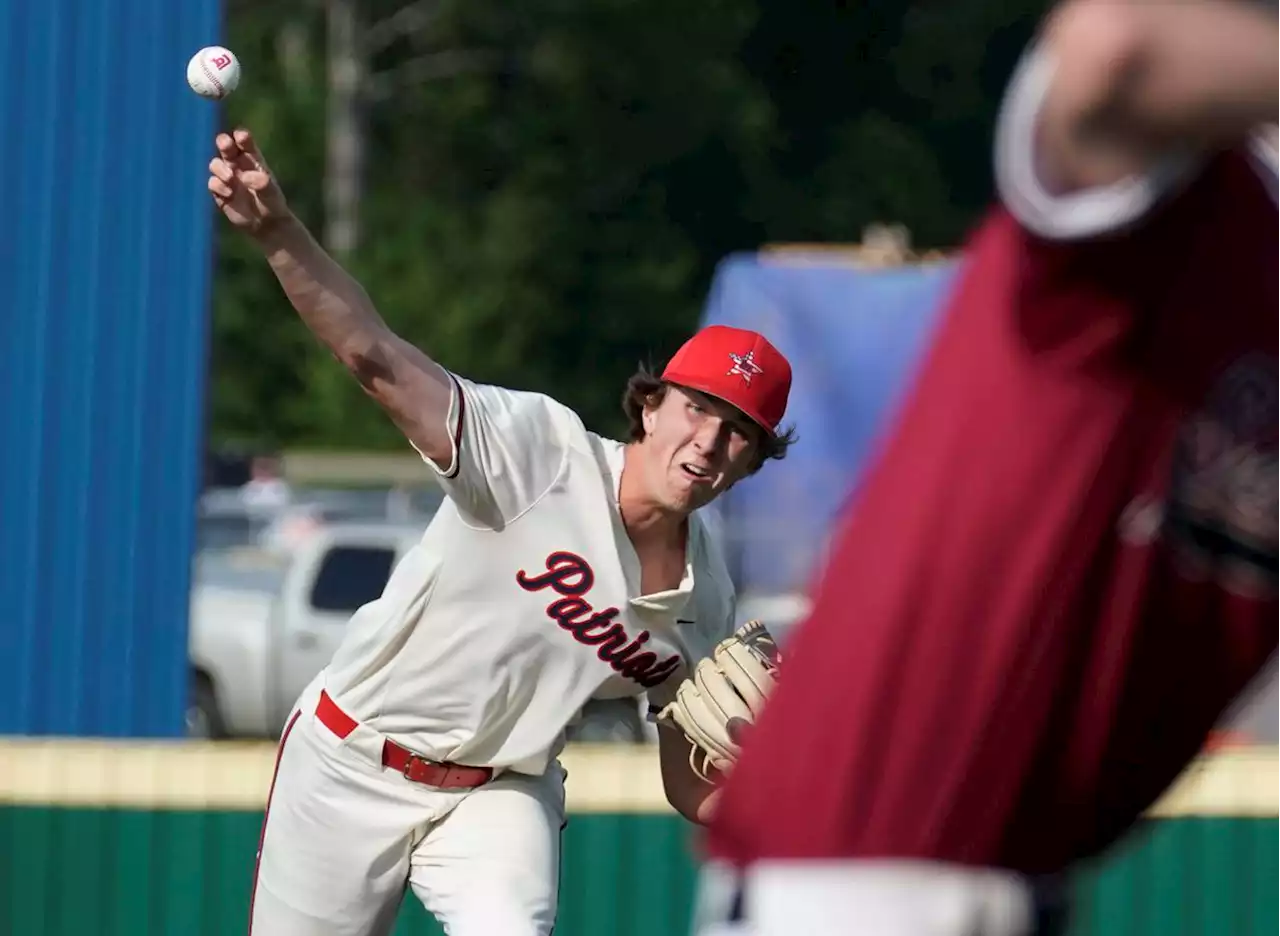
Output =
[{"x1": 207, "y1": 0, "x2": 1049, "y2": 452}]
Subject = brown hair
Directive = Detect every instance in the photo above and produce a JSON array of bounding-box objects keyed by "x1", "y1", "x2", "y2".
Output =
[{"x1": 621, "y1": 367, "x2": 797, "y2": 474}]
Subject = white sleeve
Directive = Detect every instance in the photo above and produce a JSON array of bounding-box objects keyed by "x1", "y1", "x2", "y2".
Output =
[
  {"x1": 416, "y1": 373, "x2": 575, "y2": 529},
  {"x1": 994, "y1": 48, "x2": 1199, "y2": 241}
]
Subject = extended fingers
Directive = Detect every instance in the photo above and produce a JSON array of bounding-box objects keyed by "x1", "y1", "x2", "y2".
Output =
[
  {"x1": 209, "y1": 129, "x2": 281, "y2": 220},
  {"x1": 232, "y1": 128, "x2": 265, "y2": 166},
  {"x1": 215, "y1": 132, "x2": 240, "y2": 161},
  {"x1": 214, "y1": 130, "x2": 259, "y2": 175},
  {"x1": 208, "y1": 175, "x2": 233, "y2": 200},
  {"x1": 208, "y1": 157, "x2": 235, "y2": 198},
  {"x1": 209, "y1": 156, "x2": 234, "y2": 182},
  {"x1": 218, "y1": 127, "x2": 266, "y2": 174},
  {"x1": 209, "y1": 151, "x2": 270, "y2": 193}
]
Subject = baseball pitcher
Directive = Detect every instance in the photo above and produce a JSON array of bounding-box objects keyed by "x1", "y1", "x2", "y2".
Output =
[{"x1": 207, "y1": 131, "x2": 794, "y2": 936}]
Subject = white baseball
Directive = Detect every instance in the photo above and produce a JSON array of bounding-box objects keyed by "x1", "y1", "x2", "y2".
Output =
[{"x1": 187, "y1": 46, "x2": 241, "y2": 100}]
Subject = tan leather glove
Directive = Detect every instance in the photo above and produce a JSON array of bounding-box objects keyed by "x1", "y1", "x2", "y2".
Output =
[{"x1": 657, "y1": 620, "x2": 780, "y2": 781}]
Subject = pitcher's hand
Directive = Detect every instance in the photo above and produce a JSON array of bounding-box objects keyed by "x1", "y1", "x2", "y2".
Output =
[{"x1": 208, "y1": 128, "x2": 291, "y2": 238}]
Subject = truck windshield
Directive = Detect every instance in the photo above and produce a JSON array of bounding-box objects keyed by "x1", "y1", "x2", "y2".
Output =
[{"x1": 309, "y1": 546, "x2": 397, "y2": 613}]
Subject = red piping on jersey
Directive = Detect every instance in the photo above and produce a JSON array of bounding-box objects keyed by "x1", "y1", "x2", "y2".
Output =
[
  {"x1": 315, "y1": 690, "x2": 359, "y2": 736},
  {"x1": 444, "y1": 373, "x2": 466, "y2": 479},
  {"x1": 247, "y1": 708, "x2": 302, "y2": 935}
]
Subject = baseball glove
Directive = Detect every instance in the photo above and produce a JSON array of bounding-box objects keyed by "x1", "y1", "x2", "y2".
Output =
[{"x1": 656, "y1": 620, "x2": 781, "y2": 781}]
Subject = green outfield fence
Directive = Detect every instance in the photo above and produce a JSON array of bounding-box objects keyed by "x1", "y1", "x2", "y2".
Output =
[{"x1": 0, "y1": 742, "x2": 1275, "y2": 935}]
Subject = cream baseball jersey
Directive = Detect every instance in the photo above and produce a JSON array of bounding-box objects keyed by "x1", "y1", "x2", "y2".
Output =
[{"x1": 321, "y1": 374, "x2": 737, "y2": 776}]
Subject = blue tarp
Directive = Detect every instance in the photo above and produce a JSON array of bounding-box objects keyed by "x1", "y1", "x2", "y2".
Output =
[{"x1": 700, "y1": 251, "x2": 958, "y2": 595}]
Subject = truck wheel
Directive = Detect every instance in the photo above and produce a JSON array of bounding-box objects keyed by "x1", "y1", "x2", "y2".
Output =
[{"x1": 187, "y1": 673, "x2": 227, "y2": 739}]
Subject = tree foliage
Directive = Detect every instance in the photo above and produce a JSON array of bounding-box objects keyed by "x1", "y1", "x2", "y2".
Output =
[{"x1": 209, "y1": 0, "x2": 1048, "y2": 450}]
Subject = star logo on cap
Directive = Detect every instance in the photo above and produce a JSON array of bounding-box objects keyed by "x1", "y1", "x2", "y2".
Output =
[{"x1": 727, "y1": 350, "x2": 764, "y2": 385}]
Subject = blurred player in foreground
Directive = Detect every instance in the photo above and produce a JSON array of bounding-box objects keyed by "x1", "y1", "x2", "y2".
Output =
[
  {"x1": 696, "y1": 1, "x2": 1278, "y2": 933},
  {"x1": 208, "y1": 132, "x2": 794, "y2": 934}
]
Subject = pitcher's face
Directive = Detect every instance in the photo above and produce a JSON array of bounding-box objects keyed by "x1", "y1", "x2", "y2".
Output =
[{"x1": 639, "y1": 386, "x2": 760, "y2": 513}]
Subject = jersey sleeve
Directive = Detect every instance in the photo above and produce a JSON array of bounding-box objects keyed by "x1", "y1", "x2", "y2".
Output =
[
  {"x1": 994, "y1": 48, "x2": 1200, "y2": 242},
  {"x1": 415, "y1": 373, "x2": 576, "y2": 529}
]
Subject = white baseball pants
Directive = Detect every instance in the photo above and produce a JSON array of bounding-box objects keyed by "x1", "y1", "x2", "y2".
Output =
[
  {"x1": 248, "y1": 675, "x2": 566, "y2": 936},
  {"x1": 692, "y1": 859, "x2": 1061, "y2": 936}
]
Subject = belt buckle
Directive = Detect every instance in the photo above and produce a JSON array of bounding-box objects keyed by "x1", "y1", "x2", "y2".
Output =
[{"x1": 402, "y1": 753, "x2": 434, "y2": 782}]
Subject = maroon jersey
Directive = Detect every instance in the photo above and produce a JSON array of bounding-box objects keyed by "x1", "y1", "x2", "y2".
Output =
[{"x1": 706, "y1": 142, "x2": 1278, "y2": 873}]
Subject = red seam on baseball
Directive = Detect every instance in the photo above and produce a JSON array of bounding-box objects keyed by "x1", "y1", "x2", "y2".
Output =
[{"x1": 201, "y1": 60, "x2": 224, "y2": 97}]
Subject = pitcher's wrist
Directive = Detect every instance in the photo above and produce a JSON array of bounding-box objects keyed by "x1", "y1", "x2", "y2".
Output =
[{"x1": 253, "y1": 213, "x2": 305, "y2": 255}]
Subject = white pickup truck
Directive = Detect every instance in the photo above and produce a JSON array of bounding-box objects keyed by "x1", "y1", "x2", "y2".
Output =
[{"x1": 187, "y1": 521, "x2": 649, "y2": 743}]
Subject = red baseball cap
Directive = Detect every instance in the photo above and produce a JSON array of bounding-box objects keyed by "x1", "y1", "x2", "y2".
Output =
[{"x1": 661, "y1": 325, "x2": 792, "y2": 435}]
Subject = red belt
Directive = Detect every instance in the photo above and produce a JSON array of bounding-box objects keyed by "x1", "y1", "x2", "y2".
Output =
[{"x1": 315, "y1": 690, "x2": 494, "y2": 790}]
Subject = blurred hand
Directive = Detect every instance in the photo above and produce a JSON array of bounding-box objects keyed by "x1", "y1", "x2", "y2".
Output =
[{"x1": 208, "y1": 128, "x2": 291, "y2": 238}]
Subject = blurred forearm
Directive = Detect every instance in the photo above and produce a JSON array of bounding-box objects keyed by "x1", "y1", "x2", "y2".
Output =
[{"x1": 1042, "y1": 0, "x2": 1278, "y2": 187}]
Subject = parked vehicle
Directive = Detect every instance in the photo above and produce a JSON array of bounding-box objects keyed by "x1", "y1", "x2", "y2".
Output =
[{"x1": 188, "y1": 522, "x2": 421, "y2": 739}]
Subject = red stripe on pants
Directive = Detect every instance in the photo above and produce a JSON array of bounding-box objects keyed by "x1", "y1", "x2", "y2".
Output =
[{"x1": 247, "y1": 708, "x2": 303, "y2": 935}]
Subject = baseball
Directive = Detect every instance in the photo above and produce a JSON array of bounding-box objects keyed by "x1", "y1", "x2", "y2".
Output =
[{"x1": 187, "y1": 46, "x2": 240, "y2": 100}]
